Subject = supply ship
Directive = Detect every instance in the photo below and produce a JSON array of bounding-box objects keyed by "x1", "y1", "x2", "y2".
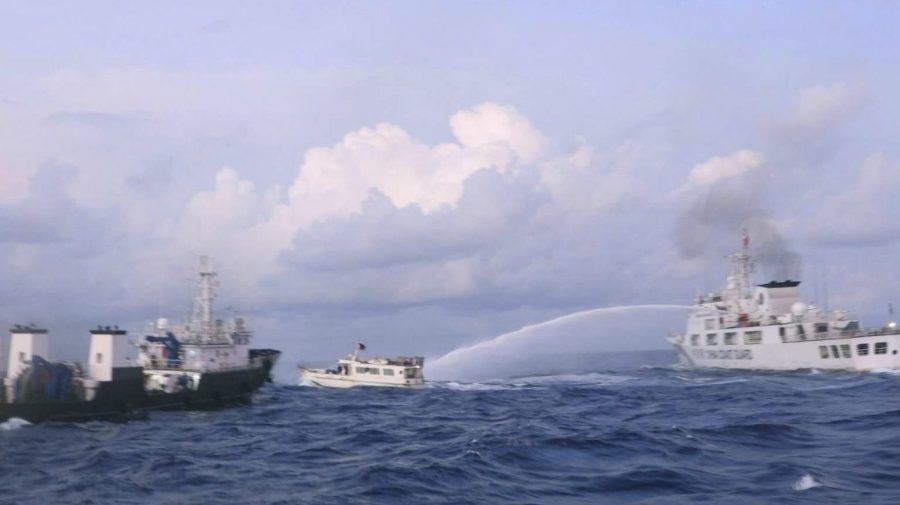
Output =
[
  {"x1": 300, "y1": 344, "x2": 425, "y2": 388},
  {"x1": 667, "y1": 232, "x2": 899, "y2": 370},
  {"x1": 0, "y1": 257, "x2": 280, "y2": 424}
]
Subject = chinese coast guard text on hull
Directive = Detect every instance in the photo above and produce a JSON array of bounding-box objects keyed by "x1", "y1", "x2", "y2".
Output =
[{"x1": 667, "y1": 232, "x2": 899, "y2": 371}]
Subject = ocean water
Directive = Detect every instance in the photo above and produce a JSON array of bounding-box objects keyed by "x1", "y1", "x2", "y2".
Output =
[{"x1": 2, "y1": 351, "x2": 900, "y2": 504}]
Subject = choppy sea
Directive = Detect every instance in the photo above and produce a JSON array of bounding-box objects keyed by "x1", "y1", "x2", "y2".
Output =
[{"x1": 2, "y1": 350, "x2": 900, "y2": 504}]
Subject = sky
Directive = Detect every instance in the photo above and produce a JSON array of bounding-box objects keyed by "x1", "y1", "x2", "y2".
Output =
[{"x1": 1, "y1": 2, "x2": 899, "y2": 379}]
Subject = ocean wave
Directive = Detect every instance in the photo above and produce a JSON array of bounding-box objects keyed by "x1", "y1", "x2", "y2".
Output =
[
  {"x1": 297, "y1": 376, "x2": 319, "y2": 387},
  {"x1": 4, "y1": 367, "x2": 900, "y2": 504},
  {"x1": 0, "y1": 417, "x2": 32, "y2": 431},
  {"x1": 700, "y1": 421, "x2": 805, "y2": 437},
  {"x1": 431, "y1": 372, "x2": 637, "y2": 390},
  {"x1": 868, "y1": 367, "x2": 900, "y2": 376},
  {"x1": 430, "y1": 381, "x2": 525, "y2": 391},
  {"x1": 506, "y1": 372, "x2": 637, "y2": 385},
  {"x1": 674, "y1": 375, "x2": 752, "y2": 386}
]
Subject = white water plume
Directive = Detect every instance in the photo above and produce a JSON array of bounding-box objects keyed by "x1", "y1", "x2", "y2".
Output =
[{"x1": 429, "y1": 305, "x2": 692, "y2": 381}]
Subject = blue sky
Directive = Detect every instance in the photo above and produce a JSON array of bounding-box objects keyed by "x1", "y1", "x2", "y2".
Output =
[{"x1": 1, "y1": 2, "x2": 899, "y2": 377}]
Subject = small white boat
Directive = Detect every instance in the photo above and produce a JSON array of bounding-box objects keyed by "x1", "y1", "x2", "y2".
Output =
[{"x1": 299, "y1": 345, "x2": 425, "y2": 388}]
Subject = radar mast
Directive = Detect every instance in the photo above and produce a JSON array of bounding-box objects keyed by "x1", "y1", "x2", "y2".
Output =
[
  {"x1": 728, "y1": 229, "x2": 755, "y2": 300},
  {"x1": 191, "y1": 256, "x2": 218, "y2": 342}
]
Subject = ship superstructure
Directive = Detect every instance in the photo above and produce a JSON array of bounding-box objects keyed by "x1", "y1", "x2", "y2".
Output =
[
  {"x1": 667, "y1": 231, "x2": 900, "y2": 370},
  {"x1": 138, "y1": 257, "x2": 264, "y2": 393}
]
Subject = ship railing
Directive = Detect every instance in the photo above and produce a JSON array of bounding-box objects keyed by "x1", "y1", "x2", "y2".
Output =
[
  {"x1": 781, "y1": 329, "x2": 900, "y2": 341},
  {"x1": 143, "y1": 361, "x2": 253, "y2": 372},
  {"x1": 781, "y1": 331, "x2": 842, "y2": 343},
  {"x1": 861, "y1": 328, "x2": 900, "y2": 337},
  {"x1": 144, "y1": 360, "x2": 184, "y2": 370}
]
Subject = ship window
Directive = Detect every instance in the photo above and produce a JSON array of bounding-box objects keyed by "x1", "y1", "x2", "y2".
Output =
[
  {"x1": 383, "y1": 368, "x2": 395, "y2": 376},
  {"x1": 779, "y1": 327, "x2": 786, "y2": 337},
  {"x1": 744, "y1": 331, "x2": 762, "y2": 345},
  {"x1": 704, "y1": 319, "x2": 716, "y2": 330},
  {"x1": 706, "y1": 334, "x2": 718, "y2": 346},
  {"x1": 690, "y1": 334, "x2": 700, "y2": 346},
  {"x1": 830, "y1": 345, "x2": 840, "y2": 358},
  {"x1": 840, "y1": 344, "x2": 851, "y2": 358},
  {"x1": 355, "y1": 367, "x2": 367, "y2": 374},
  {"x1": 370, "y1": 368, "x2": 380, "y2": 375},
  {"x1": 815, "y1": 323, "x2": 829, "y2": 334},
  {"x1": 96, "y1": 352, "x2": 103, "y2": 364},
  {"x1": 875, "y1": 342, "x2": 888, "y2": 355},
  {"x1": 857, "y1": 343, "x2": 869, "y2": 356},
  {"x1": 819, "y1": 346, "x2": 829, "y2": 359},
  {"x1": 724, "y1": 332, "x2": 737, "y2": 345}
]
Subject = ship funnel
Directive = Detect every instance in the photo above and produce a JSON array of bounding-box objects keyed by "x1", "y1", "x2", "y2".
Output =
[
  {"x1": 88, "y1": 327, "x2": 129, "y2": 382},
  {"x1": 4, "y1": 325, "x2": 49, "y2": 402},
  {"x1": 5, "y1": 326, "x2": 49, "y2": 380}
]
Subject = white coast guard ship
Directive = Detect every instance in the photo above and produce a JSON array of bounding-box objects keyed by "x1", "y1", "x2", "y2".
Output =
[
  {"x1": 299, "y1": 344, "x2": 425, "y2": 388},
  {"x1": 667, "y1": 232, "x2": 899, "y2": 371}
]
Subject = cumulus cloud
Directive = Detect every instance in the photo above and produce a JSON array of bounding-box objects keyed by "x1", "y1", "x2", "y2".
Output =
[
  {"x1": 772, "y1": 82, "x2": 868, "y2": 167},
  {"x1": 449, "y1": 102, "x2": 548, "y2": 164},
  {"x1": 784, "y1": 83, "x2": 867, "y2": 137},
  {"x1": 133, "y1": 102, "x2": 555, "y2": 295},
  {"x1": 0, "y1": 164, "x2": 80, "y2": 244},
  {"x1": 82, "y1": 101, "x2": 650, "y2": 316},
  {"x1": 283, "y1": 102, "x2": 546, "y2": 224},
  {"x1": 811, "y1": 153, "x2": 900, "y2": 246},
  {"x1": 287, "y1": 170, "x2": 542, "y2": 272},
  {"x1": 538, "y1": 142, "x2": 646, "y2": 218},
  {"x1": 685, "y1": 149, "x2": 765, "y2": 188}
]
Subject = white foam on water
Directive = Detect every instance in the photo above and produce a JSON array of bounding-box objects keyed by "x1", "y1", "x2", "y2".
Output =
[
  {"x1": 297, "y1": 376, "x2": 320, "y2": 387},
  {"x1": 869, "y1": 368, "x2": 900, "y2": 376},
  {"x1": 508, "y1": 372, "x2": 636, "y2": 386},
  {"x1": 431, "y1": 381, "x2": 522, "y2": 391},
  {"x1": 640, "y1": 364, "x2": 677, "y2": 371},
  {"x1": 675, "y1": 375, "x2": 751, "y2": 386},
  {"x1": 0, "y1": 417, "x2": 32, "y2": 431},
  {"x1": 792, "y1": 474, "x2": 823, "y2": 491},
  {"x1": 428, "y1": 304, "x2": 691, "y2": 381},
  {"x1": 433, "y1": 371, "x2": 638, "y2": 390}
]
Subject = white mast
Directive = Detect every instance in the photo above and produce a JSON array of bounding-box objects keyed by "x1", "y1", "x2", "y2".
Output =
[
  {"x1": 729, "y1": 229, "x2": 755, "y2": 299},
  {"x1": 191, "y1": 256, "x2": 218, "y2": 342}
]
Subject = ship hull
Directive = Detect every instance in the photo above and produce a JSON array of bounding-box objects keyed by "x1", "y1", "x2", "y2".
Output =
[
  {"x1": 0, "y1": 350, "x2": 280, "y2": 424},
  {"x1": 670, "y1": 333, "x2": 900, "y2": 371},
  {"x1": 300, "y1": 368, "x2": 425, "y2": 389}
]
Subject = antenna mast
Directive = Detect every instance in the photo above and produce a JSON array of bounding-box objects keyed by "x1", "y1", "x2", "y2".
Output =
[
  {"x1": 191, "y1": 256, "x2": 218, "y2": 342},
  {"x1": 730, "y1": 229, "x2": 755, "y2": 299}
]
